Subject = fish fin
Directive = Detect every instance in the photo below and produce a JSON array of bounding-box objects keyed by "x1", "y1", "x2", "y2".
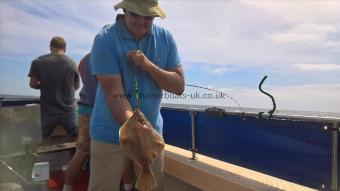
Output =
[
  {"x1": 120, "y1": 137, "x2": 129, "y2": 144},
  {"x1": 135, "y1": 166, "x2": 157, "y2": 191}
]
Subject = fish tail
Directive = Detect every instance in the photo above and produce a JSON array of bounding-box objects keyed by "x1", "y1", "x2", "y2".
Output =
[{"x1": 135, "y1": 166, "x2": 157, "y2": 191}]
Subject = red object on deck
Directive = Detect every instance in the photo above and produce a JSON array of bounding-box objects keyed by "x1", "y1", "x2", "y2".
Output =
[
  {"x1": 48, "y1": 179, "x2": 58, "y2": 189},
  {"x1": 49, "y1": 169, "x2": 89, "y2": 191}
]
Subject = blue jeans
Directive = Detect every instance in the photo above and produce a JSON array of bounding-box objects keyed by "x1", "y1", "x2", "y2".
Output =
[{"x1": 41, "y1": 112, "x2": 77, "y2": 138}]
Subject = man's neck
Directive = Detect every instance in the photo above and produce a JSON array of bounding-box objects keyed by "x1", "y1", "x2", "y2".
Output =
[{"x1": 51, "y1": 49, "x2": 65, "y2": 55}]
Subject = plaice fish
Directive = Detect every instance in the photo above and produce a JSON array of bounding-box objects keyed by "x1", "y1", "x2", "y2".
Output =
[{"x1": 119, "y1": 109, "x2": 165, "y2": 191}]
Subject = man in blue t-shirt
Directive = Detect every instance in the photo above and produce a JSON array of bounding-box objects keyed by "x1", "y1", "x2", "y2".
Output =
[{"x1": 89, "y1": 0, "x2": 184, "y2": 190}]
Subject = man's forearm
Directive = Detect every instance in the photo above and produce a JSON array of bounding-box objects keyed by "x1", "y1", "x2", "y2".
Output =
[
  {"x1": 145, "y1": 62, "x2": 184, "y2": 95},
  {"x1": 127, "y1": 51, "x2": 184, "y2": 95},
  {"x1": 99, "y1": 75, "x2": 134, "y2": 125},
  {"x1": 30, "y1": 84, "x2": 40, "y2": 89},
  {"x1": 29, "y1": 77, "x2": 40, "y2": 89},
  {"x1": 105, "y1": 93, "x2": 134, "y2": 125}
]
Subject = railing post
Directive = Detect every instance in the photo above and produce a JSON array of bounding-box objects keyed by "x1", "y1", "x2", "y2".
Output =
[
  {"x1": 331, "y1": 122, "x2": 339, "y2": 191},
  {"x1": 190, "y1": 111, "x2": 197, "y2": 160}
]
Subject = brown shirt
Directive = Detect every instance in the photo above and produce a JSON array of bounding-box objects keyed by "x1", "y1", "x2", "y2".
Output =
[{"x1": 28, "y1": 53, "x2": 79, "y2": 114}]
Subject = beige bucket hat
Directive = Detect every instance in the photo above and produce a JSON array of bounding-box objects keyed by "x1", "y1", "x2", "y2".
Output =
[{"x1": 114, "y1": 0, "x2": 166, "y2": 19}]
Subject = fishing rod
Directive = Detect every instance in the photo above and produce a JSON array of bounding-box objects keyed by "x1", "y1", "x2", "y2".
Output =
[{"x1": 0, "y1": 159, "x2": 32, "y2": 186}]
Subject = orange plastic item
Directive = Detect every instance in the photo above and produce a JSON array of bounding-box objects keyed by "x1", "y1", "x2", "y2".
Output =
[{"x1": 48, "y1": 178, "x2": 58, "y2": 189}]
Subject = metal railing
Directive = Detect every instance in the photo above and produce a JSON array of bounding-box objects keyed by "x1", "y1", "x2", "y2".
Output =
[{"x1": 163, "y1": 105, "x2": 340, "y2": 191}]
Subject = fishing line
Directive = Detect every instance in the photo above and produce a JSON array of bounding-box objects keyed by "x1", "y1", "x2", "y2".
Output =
[
  {"x1": 130, "y1": 52, "x2": 140, "y2": 110},
  {"x1": 185, "y1": 84, "x2": 244, "y2": 112},
  {"x1": 134, "y1": 78, "x2": 140, "y2": 109}
]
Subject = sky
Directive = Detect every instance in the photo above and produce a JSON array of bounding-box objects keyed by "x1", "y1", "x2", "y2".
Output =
[{"x1": 0, "y1": 0, "x2": 339, "y2": 113}]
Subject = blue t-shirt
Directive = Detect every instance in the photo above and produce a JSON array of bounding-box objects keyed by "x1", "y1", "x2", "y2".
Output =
[{"x1": 90, "y1": 15, "x2": 181, "y2": 143}]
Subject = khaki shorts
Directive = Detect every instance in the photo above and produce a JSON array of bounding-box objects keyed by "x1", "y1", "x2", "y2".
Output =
[
  {"x1": 75, "y1": 114, "x2": 91, "y2": 155},
  {"x1": 89, "y1": 140, "x2": 164, "y2": 191}
]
